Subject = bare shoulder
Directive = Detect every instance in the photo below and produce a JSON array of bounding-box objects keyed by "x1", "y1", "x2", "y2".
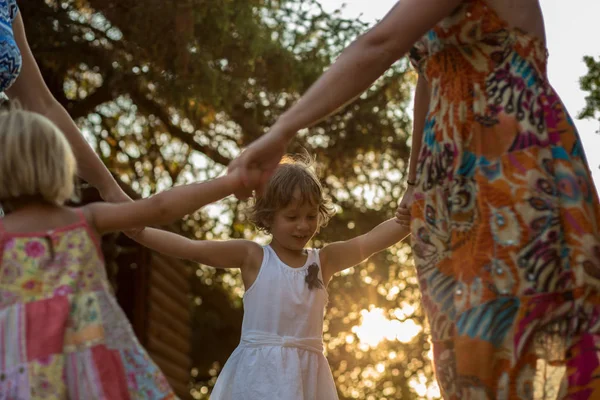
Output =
[
  {"x1": 486, "y1": 0, "x2": 546, "y2": 43},
  {"x1": 239, "y1": 240, "x2": 265, "y2": 290},
  {"x1": 243, "y1": 240, "x2": 264, "y2": 270},
  {"x1": 317, "y1": 242, "x2": 338, "y2": 275},
  {"x1": 0, "y1": 205, "x2": 81, "y2": 233}
]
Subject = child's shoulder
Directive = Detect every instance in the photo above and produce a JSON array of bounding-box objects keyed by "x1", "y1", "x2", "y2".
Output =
[
  {"x1": 245, "y1": 240, "x2": 264, "y2": 254},
  {"x1": 239, "y1": 239, "x2": 265, "y2": 268},
  {"x1": 0, "y1": 205, "x2": 85, "y2": 233}
]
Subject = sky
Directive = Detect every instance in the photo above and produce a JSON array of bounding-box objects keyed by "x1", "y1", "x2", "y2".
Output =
[{"x1": 318, "y1": 0, "x2": 600, "y2": 188}]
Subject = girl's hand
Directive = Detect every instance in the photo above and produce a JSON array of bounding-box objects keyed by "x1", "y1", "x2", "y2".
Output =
[
  {"x1": 230, "y1": 165, "x2": 265, "y2": 200},
  {"x1": 395, "y1": 205, "x2": 411, "y2": 228},
  {"x1": 228, "y1": 127, "x2": 289, "y2": 196}
]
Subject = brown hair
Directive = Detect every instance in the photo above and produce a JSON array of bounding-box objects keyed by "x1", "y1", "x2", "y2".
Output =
[{"x1": 249, "y1": 154, "x2": 335, "y2": 233}]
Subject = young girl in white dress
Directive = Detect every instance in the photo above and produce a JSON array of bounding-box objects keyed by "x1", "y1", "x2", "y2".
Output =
[{"x1": 130, "y1": 156, "x2": 411, "y2": 399}]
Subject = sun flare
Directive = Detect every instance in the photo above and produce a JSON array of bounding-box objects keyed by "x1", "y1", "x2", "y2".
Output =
[{"x1": 352, "y1": 307, "x2": 421, "y2": 348}]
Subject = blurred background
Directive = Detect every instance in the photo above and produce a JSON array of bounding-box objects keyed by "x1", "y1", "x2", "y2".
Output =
[{"x1": 23, "y1": 1, "x2": 600, "y2": 398}]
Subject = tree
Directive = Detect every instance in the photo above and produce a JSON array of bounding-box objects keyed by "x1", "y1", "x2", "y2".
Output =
[
  {"x1": 580, "y1": 56, "x2": 600, "y2": 137},
  {"x1": 22, "y1": 1, "x2": 434, "y2": 398}
]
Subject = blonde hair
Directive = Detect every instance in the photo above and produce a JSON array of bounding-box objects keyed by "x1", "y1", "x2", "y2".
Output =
[
  {"x1": 249, "y1": 154, "x2": 335, "y2": 233},
  {"x1": 0, "y1": 107, "x2": 77, "y2": 208}
]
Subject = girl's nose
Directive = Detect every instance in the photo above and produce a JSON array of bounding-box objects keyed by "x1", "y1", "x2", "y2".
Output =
[{"x1": 298, "y1": 219, "x2": 309, "y2": 230}]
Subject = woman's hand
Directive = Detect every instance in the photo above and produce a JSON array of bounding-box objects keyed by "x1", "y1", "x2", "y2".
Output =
[
  {"x1": 398, "y1": 184, "x2": 415, "y2": 210},
  {"x1": 395, "y1": 184, "x2": 415, "y2": 229},
  {"x1": 395, "y1": 204, "x2": 411, "y2": 228},
  {"x1": 228, "y1": 127, "x2": 289, "y2": 197},
  {"x1": 229, "y1": 163, "x2": 266, "y2": 200}
]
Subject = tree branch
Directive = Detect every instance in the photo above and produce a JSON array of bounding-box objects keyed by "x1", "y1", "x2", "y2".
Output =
[
  {"x1": 68, "y1": 75, "x2": 121, "y2": 119},
  {"x1": 128, "y1": 88, "x2": 231, "y2": 166}
]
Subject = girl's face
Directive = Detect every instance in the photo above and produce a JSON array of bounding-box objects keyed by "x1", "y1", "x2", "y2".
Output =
[{"x1": 270, "y1": 196, "x2": 320, "y2": 252}]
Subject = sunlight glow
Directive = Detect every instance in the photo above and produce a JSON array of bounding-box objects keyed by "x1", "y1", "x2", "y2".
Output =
[
  {"x1": 408, "y1": 340, "x2": 441, "y2": 399},
  {"x1": 352, "y1": 307, "x2": 421, "y2": 348},
  {"x1": 410, "y1": 372, "x2": 441, "y2": 400}
]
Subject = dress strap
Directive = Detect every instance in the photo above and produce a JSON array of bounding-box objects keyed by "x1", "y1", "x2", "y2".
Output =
[{"x1": 312, "y1": 249, "x2": 325, "y2": 281}]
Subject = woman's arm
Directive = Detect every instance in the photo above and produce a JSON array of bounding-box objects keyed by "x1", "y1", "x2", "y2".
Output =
[
  {"x1": 229, "y1": 0, "x2": 461, "y2": 188},
  {"x1": 407, "y1": 74, "x2": 430, "y2": 183},
  {"x1": 6, "y1": 12, "x2": 129, "y2": 202},
  {"x1": 273, "y1": 0, "x2": 455, "y2": 140},
  {"x1": 398, "y1": 74, "x2": 430, "y2": 208}
]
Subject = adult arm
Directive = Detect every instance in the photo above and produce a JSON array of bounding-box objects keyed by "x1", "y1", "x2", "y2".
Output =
[{"x1": 6, "y1": 12, "x2": 129, "y2": 202}]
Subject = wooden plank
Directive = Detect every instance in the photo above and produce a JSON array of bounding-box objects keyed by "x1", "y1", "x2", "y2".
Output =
[
  {"x1": 149, "y1": 285, "x2": 191, "y2": 325},
  {"x1": 168, "y1": 380, "x2": 192, "y2": 400},
  {"x1": 147, "y1": 335, "x2": 189, "y2": 368},
  {"x1": 150, "y1": 266, "x2": 189, "y2": 309},
  {"x1": 133, "y1": 248, "x2": 151, "y2": 345},
  {"x1": 147, "y1": 322, "x2": 190, "y2": 355},
  {"x1": 148, "y1": 299, "x2": 192, "y2": 340},
  {"x1": 166, "y1": 256, "x2": 194, "y2": 280},
  {"x1": 152, "y1": 254, "x2": 192, "y2": 287},
  {"x1": 150, "y1": 351, "x2": 191, "y2": 389}
]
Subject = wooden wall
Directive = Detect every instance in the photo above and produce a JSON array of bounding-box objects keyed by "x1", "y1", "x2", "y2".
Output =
[
  {"x1": 146, "y1": 254, "x2": 193, "y2": 398},
  {"x1": 80, "y1": 183, "x2": 193, "y2": 400}
]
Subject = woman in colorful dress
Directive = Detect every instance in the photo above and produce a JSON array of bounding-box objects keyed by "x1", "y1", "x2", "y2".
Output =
[{"x1": 229, "y1": 0, "x2": 600, "y2": 398}]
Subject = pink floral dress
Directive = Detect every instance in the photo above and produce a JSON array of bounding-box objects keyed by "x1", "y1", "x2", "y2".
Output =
[{"x1": 0, "y1": 209, "x2": 177, "y2": 399}]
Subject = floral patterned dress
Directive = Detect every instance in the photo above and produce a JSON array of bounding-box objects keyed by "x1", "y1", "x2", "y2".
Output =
[
  {"x1": 409, "y1": 0, "x2": 600, "y2": 398},
  {"x1": 0, "y1": 209, "x2": 177, "y2": 399}
]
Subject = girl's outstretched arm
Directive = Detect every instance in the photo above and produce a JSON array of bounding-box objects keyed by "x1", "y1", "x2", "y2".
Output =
[
  {"x1": 128, "y1": 228, "x2": 263, "y2": 271},
  {"x1": 84, "y1": 170, "x2": 257, "y2": 234},
  {"x1": 320, "y1": 206, "x2": 411, "y2": 283}
]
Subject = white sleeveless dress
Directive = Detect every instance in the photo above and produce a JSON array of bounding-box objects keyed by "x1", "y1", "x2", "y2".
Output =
[{"x1": 210, "y1": 245, "x2": 338, "y2": 399}]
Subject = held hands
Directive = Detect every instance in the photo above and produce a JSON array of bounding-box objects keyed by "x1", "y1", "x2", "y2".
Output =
[
  {"x1": 228, "y1": 127, "x2": 290, "y2": 198},
  {"x1": 395, "y1": 183, "x2": 414, "y2": 228},
  {"x1": 398, "y1": 183, "x2": 415, "y2": 210},
  {"x1": 395, "y1": 204, "x2": 411, "y2": 228},
  {"x1": 230, "y1": 164, "x2": 264, "y2": 200}
]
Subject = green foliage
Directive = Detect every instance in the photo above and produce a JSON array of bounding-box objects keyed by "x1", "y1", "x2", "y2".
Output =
[
  {"x1": 579, "y1": 55, "x2": 600, "y2": 126},
  {"x1": 22, "y1": 1, "x2": 434, "y2": 398}
]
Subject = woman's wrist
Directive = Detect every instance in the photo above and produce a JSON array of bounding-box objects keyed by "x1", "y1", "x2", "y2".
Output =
[
  {"x1": 224, "y1": 168, "x2": 244, "y2": 192},
  {"x1": 98, "y1": 179, "x2": 131, "y2": 203},
  {"x1": 275, "y1": 112, "x2": 300, "y2": 142}
]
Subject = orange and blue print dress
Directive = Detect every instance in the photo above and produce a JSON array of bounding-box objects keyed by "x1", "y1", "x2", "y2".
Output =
[
  {"x1": 409, "y1": 0, "x2": 600, "y2": 398},
  {"x1": 0, "y1": 211, "x2": 177, "y2": 399}
]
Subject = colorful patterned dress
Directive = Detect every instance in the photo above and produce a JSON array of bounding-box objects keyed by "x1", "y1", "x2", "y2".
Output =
[
  {"x1": 0, "y1": 209, "x2": 177, "y2": 399},
  {"x1": 0, "y1": 0, "x2": 22, "y2": 93},
  {"x1": 409, "y1": 1, "x2": 600, "y2": 398}
]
